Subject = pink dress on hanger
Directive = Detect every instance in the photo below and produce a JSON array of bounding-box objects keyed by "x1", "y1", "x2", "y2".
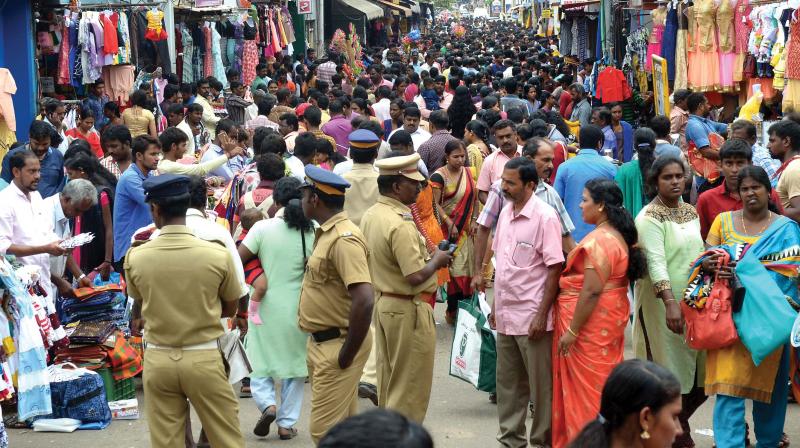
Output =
[
  {"x1": 717, "y1": 0, "x2": 737, "y2": 91},
  {"x1": 242, "y1": 20, "x2": 260, "y2": 86},
  {"x1": 688, "y1": 0, "x2": 721, "y2": 91},
  {"x1": 57, "y1": 15, "x2": 72, "y2": 85},
  {"x1": 733, "y1": 0, "x2": 752, "y2": 82},
  {"x1": 646, "y1": 7, "x2": 667, "y2": 72},
  {"x1": 269, "y1": 9, "x2": 281, "y2": 54}
]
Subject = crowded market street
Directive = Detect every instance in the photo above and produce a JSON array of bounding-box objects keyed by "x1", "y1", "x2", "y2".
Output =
[
  {"x1": 1, "y1": 0, "x2": 800, "y2": 447},
  {"x1": 9, "y1": 305, "x2": 800, "y2": 447}
]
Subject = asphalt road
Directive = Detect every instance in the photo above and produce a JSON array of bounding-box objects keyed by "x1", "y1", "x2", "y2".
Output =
[{"x1": 9, "y1": 302, "x2": 800, "y2": 447}]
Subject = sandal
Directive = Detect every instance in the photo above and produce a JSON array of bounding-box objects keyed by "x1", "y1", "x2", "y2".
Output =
[
  {"x1": 278, "y1": 427, "x2": 298, "y2": 440},
  {"x1": 253, "y1": 406, "x2": 276, "y2": 437},
  {"x1": 779, "y1": 432, "x2": 790, "y2": 448}
]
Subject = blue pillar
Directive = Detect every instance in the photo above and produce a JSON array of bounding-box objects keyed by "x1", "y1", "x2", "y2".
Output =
[{"x1": 0, "y1": 1, "x2": 37, "y2": 138}]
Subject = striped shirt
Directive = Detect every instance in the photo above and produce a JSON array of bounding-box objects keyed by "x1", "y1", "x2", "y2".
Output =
[{"x1": 477, "y1": 179, "x2": 574, "y2": 236}]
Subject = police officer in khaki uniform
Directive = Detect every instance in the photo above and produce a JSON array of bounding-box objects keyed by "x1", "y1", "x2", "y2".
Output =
[
  {"x1": 360, "y1": 153, "x2": 453, "y2": 423},
  {"x1": 298, "y1": 165, "x2": 374, "y2": 445},
  {"x1": 124, "y1": 174, "x2": 245, "y2": 448},
  {"x1": 341, "y1": 129, "x2": 381, "y2": 405}
]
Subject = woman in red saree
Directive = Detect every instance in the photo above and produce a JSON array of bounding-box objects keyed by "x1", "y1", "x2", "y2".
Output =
[
  {"x1": 552, "y1": 179, "x2": 647, "y2": 447},
  {"x1": 430, "y1": 140, "x2": 477, "y2": 324},
  {"x1": 410, "y1": 179, "x2": 449, "y2": 308}
]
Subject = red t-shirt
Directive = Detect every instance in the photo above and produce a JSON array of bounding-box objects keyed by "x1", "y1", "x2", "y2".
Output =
[{"x1": 65, "y1": 128, "x2": 103, "y2": 158}]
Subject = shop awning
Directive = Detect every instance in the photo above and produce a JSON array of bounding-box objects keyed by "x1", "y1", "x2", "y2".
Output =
[
  {"x1": 371, "y1": 0, "x2": 413, "y2": 16},
  {"x1": 338, "y1": 0, "x2": 385, "y2": 19}
]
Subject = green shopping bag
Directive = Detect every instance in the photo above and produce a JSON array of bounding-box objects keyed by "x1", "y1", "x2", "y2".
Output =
[{"x1": 449, "y1": 293, "x2": 497, "y2": 392}]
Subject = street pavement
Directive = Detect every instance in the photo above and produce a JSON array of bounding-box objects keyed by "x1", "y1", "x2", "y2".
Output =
[{"x1": 9, "y1": 302, "x2": 800, "y2": 447}]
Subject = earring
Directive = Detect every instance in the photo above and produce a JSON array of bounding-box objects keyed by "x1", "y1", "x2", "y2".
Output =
[
  {"x1": 640, "y1": 428, "x2": 651, "y2": 440},
  {"x1": 599, "y1": 206, "x2": 604, "y2": 212}
]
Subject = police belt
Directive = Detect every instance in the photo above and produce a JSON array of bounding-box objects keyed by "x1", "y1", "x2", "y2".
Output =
[
  {"x1": 380, "y1": 292, "x2": 415, "y2": 300},
  {"x1": 311, "y1": 328, "x2": 347, "y2": 343},
  {"x1": 147, "y1": 340, "x2": 218, "y2": 350}
]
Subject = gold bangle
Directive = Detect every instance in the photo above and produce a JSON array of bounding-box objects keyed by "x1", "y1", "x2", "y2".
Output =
[{"x1": 567, "y1": 326, "x2": 579, "y2": 338}]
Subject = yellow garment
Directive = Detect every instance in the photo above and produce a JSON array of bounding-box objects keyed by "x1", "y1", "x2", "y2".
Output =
[
  {"x1": 773, "y1": 46, "x2": 787, "y2": 90},
  {"x1": 0, "y1": 119, "x2": 15, "y2": 162},
  {"x1": 466, "y1": 143, "x2": 484, "y2": 183},
  {"x1": 146, "y1": 9, "x2": 164, "y2": 34},
  {"x1": 716, "y1": 0, "x2": 735, "y2": 53},
  {"x1": 783, "y1": 79, "x2": 800, "y2": 113},
  {"x1": 122, "y1": 107, "x2": 155, "y2": 137},
  {"x1": 704, "y1": 214, "x2": 783, "y2": 402}
]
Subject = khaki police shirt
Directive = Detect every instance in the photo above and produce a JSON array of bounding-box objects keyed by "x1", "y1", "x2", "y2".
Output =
[
  {"x1": 298, "y1": 212, "x2": 372, "y2": 333},
  {"x1": 124, "y1": 225, "x2": 242, "y2": 346},
  {"x1": 342, "y1": 163, "x2": 379, "y2": 227},
  {"x1": 360, "y1": 196, "x2": 437, "y2": 297}
]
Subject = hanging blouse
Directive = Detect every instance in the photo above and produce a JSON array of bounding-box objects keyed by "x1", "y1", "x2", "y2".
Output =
[
  {"x1": 717, "y1": 0, "x2": 735, "y2": 53},
  {"x1": 145, "y1": 9, "x2": 167, "y2": 41},
  {"x1": 734, "y1": 0, "x2": 752, "y2": 54}
]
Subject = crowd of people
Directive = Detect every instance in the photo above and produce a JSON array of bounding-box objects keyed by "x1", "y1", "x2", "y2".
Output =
[{"x1": 1, "y1": 15, "x2": 800, "y2": 448}]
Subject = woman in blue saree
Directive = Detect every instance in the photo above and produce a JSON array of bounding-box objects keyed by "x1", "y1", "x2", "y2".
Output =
[{"x1": 694, "y1": 166, "x2": 799, "y2": 448}]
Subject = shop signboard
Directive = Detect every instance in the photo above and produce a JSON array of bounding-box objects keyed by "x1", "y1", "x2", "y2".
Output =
[
  {"x1": 298, "y1": 0, "x2": 312, "y2": 14},
  {"x1": 195, "y1": 0, "x2": 223, "y2": 6},
  {"x1": 491, "y1": 0, "x2": 502, "y2": 16},
  {"x1": 652, "y1": 55, "x2": 670, "y2": 116}
]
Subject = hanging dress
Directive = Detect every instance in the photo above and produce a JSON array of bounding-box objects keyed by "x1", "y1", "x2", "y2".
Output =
[
  {"x1": 688, "y1": 0, "x2": 721, "y2": 91},
  {"x1": 662, "y1": 5, "x2": 679, "y2": 81},
  {"x1": 57, "y1": 14, "x2": 72, "y2": 85},
  {"x1": 646, "y1": 6, "x2": 667, "y2": 72},
  {"x1": 211, "y1": 23, "x2": 228, "y2": 89},
  {"x1": 733, "y1": 0, "x2": 752, "y2": 82},
  {"x1": 718, "y1": 0, "x2": 738, "y2": 91},
  {"x1": 181, "y1": 27, "x2": 194, "y2": 84},
  {"x1": 203, "y1": 24, "x2": 213, "y2": 78},
  {"x1": 675, "y1": 2, "x2": 690, "y2": 89},
  {"x1": 241, "y1": 19, "x2": 259, "y2": 87},
  {"x1": 782, "y1": 10, "x2": 800, "y2": 112}
]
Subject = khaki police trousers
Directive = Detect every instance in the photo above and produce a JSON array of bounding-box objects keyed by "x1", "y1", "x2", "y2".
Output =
[
  {"x1": 143, "y1": 348, "x2": 244, "y2": 448},
  {"x1": 307, "y1": 329, "x2": 372, "y2": 445},
  {"x1": 374, "y1": 295, "x2": 436, "y2": 423},
  {"x1": 359, "y1": 322, "x2": 378, "y2": 385}
]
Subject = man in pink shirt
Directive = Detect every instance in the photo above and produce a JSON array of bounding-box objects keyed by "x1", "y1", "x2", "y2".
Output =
[
  {"x1": 491, "y1": 157, "x2": 563, "y2": 448},
  {"x1": 0, "y1": 150, "x2": 68, "y2": 315},
  {"x1": 477, "y1": 120, "x2": 520, "y2": 203}
]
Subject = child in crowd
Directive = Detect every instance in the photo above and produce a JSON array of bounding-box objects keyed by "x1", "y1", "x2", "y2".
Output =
[
  {"x1": 420, "y1": 77, "x2": 440, "y2": 111},
  {"x1": 236, "y1": 208, "x2": 267, "y2": 325}
]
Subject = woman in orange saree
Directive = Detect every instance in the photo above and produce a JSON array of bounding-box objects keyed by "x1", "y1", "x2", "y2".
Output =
[
  {"x1": 410, "y1": 179, "x2": 449, "y2": 308},
  {"x1": 551, "y1": 179, "x2": 646, "y2": 448}
]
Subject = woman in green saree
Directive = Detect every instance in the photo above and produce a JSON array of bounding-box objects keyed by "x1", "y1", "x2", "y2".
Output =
[{"x1": 615, "y1": 128, "x2": 657, "y2": 219}]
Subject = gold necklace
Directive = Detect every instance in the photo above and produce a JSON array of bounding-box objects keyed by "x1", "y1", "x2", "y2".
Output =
[
  {"x1": 741, "y1": 211, "x2": 772, "y2": 235},
  {"x1": 655, "y1": 195, "x2": 679, "y2": 209}
]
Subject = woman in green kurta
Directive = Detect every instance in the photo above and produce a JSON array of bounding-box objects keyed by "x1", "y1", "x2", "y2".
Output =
[
  {"x1": 633, "y1": 157, "x2": 707, "y2": 448},
  {"x1": 615, "y1": 128, "x2": 657, "y2": 219},
  {"x1": 239, "y1": 177, "x2": 315, "y2": 439}
]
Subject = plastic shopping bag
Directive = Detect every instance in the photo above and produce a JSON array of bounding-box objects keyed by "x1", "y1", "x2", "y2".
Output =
[{"x1": 449, "y1": 293, "x2": 496, "y2": 392}]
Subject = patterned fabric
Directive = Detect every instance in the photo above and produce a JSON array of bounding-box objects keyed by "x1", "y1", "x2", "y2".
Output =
[
  {"x1": 181, "y1": 27, "x2": 194, "y2": 84},
  {"x1": 100, "y1": 157, "x2": 123, "y2": 179},
  {"x1": 107, "y1": 331, "x2": 142, "y2": 381},
  {"x1": 242, "y1": 40, "x2": 259, "y2": 86}
]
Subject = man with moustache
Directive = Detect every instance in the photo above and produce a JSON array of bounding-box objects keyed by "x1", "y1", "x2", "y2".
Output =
[
  {"x1": 490, "y1": 157, "x2": 564, "y2": 448},
  {"x1": 472, "y1": 137, "x2": 575, "y2": 292}
]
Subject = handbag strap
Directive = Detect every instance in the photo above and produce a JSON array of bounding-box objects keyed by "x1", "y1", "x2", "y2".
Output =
[{"x1": 301, "y1": 228, "x2": 308, "y2": 268}]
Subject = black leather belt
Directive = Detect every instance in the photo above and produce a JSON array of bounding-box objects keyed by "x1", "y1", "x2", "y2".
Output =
[{"x1": 312, "y1": 328, "x2": 343, "y2": 343}]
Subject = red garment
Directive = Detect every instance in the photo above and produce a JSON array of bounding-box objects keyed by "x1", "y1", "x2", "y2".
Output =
[
  {"x1": 596, "y1": 67, "x2": 632, "y2": 103},
  {"x1": 695, "y1": 183, "x2": 783, "y2": 239},
  {"x1": 550, "y1": 140, "x2": 567, "y2": 184},
  {"x1": 65, "y1": 128, "x2": 103, "y2": 158},
  {"x1": 102, "y1": 13, "x2": 118, "y2": 55},
  {"x1": 559, "y1": 90, "x2": 573, "y2": 119},
  {"x1": 203, "y1": 26, "x2": 213, "y2": 78}
]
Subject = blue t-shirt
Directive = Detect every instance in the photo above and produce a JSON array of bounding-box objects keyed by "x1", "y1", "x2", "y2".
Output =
[
  {"x1": 0, "y1": 145, "x2": 65, "y2": 198},
  {"x1": 113, "y1": 164, "x2": 152, "y2": 262},
  {"x1": 554, "y1": 149, "x2": 618, "y2": 242},
  {"x1": 685, "y1": 115, "x2": 727, "y2": 149}
]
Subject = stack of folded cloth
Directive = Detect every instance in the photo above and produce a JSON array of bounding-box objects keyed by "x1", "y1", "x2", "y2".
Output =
[
  {"x1": 60, "y1": 285, "x2": 128, "y2": 330},
  {"x1": 68, "y1": 321, "x2": 117, "y2": 346},
  {"x1": 53, "y1": 345, "x2": 109, "y2": 370}
]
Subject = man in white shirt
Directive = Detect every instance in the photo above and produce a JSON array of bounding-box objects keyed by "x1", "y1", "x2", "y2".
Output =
[
  {"x1": 44, "y1": 179, "x2": 96, "y2": 291},
  {"x1": 194, "y1": 78, "x2": 221, "y2": 139},
  {"x1": 372, "y1": 86, "x2": 393, "y2": 123},
  {"x1": 176, "y1": 104, "x2": 208, "y2": 156},
  {"x1": 286, "y1": 132, "x2": 318, "y2": 181},
  {"x1": 388, "y1": 106, "x2": 431, "y2": 151}
]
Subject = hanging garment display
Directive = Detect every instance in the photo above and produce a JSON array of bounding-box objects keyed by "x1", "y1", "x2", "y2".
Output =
[
  {"x1": 687, "y1": 0, "x2": 721, "y2": 92},
  {"x1": 646, "y1": 5, "x2": 667, "y2": 72},
  {"x1": 718, "y1": 0, "x2": 738, "y2": 91}
]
